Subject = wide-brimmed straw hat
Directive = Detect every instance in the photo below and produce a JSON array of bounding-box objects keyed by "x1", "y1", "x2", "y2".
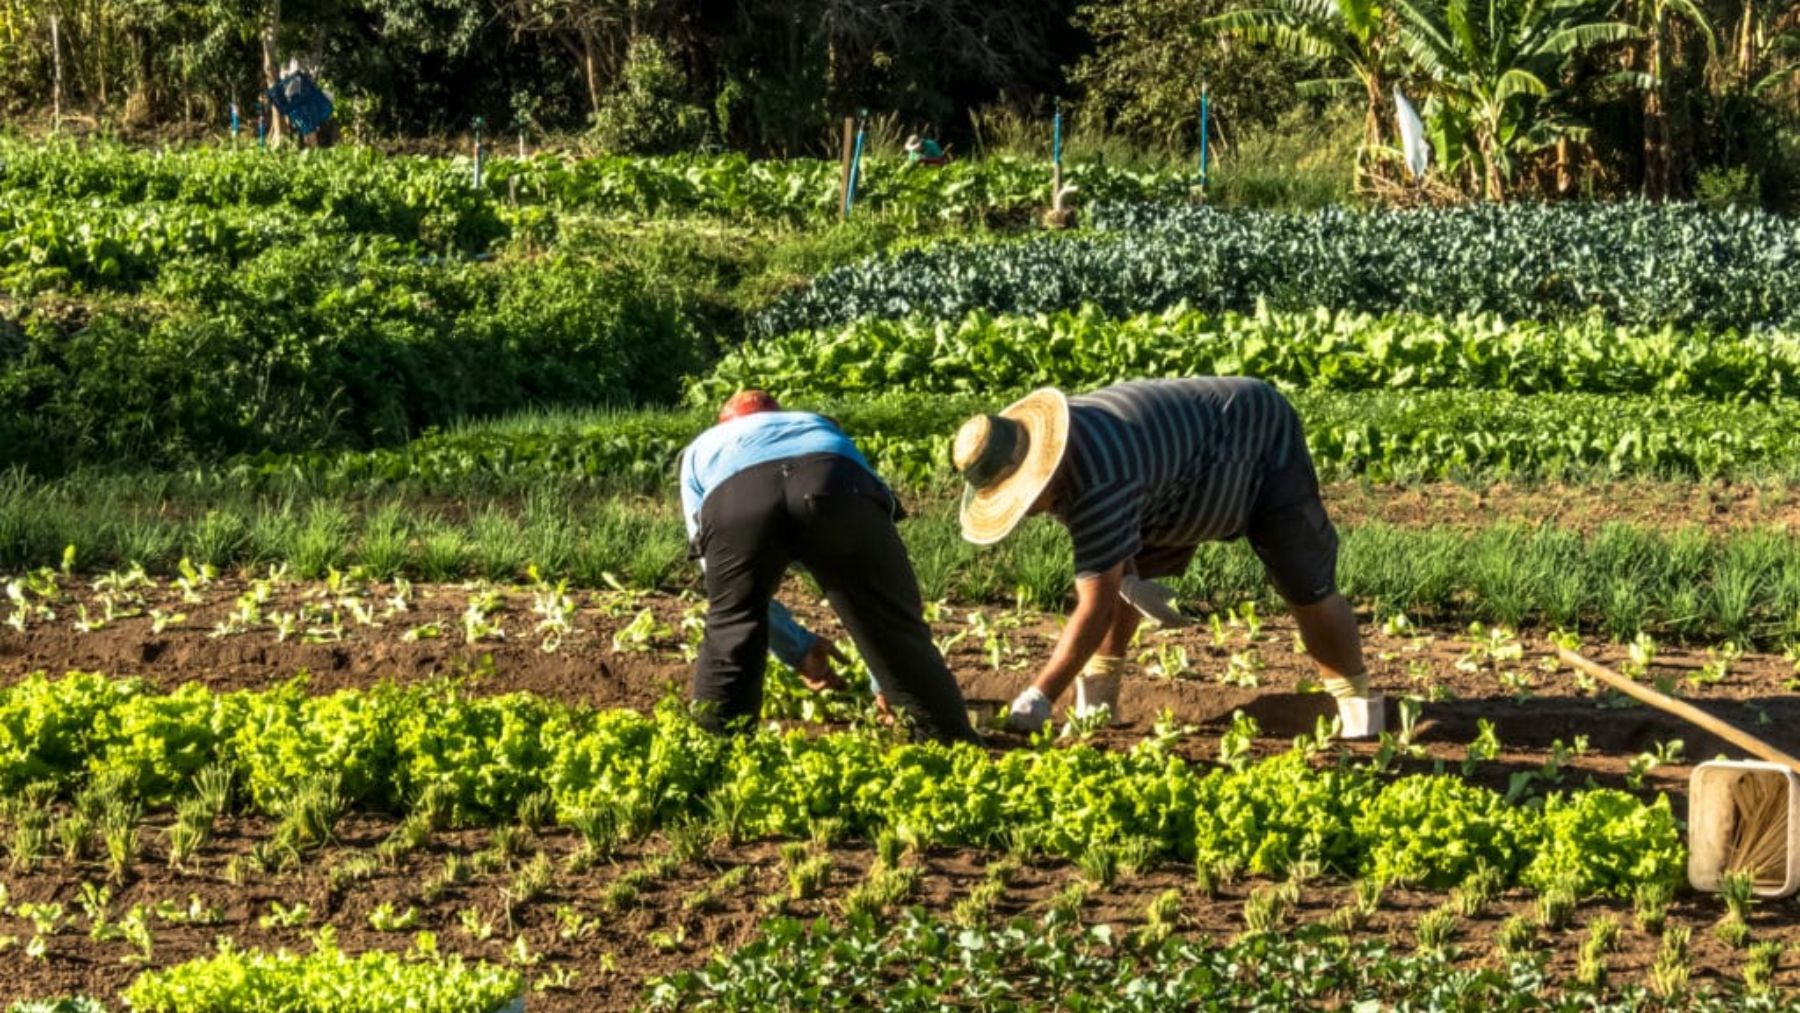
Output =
[
  {"x1": 904, "y1": 135, "x2": 922, "y2": 152},
  {"x1": 952, "y1": 388, "x2": 1070, "y2": 544}
]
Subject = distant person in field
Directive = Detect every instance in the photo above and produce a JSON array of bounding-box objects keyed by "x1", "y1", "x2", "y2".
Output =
[
  {"x1": 905, "y1": 134, "x2": 949, "y2": 166},
  {"x1": 950, "y1": 379, "x2": 1371, "y2": 733},
  {"x1": 679, "y1": 390, "x2": 978, "y2": 743}
]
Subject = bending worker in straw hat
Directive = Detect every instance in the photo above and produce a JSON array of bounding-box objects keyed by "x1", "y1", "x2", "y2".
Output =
[
  {"x1": 680, "y1": 389, "x2": 979, "y2": 744},
  {"x1": 952, "y1": 378, "x2": 1372, "y2": 733}
]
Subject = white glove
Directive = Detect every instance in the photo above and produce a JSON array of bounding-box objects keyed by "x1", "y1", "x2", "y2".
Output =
[
  {"x1": 1120, "y1": 575, "x2": 1188, "y2": 627},
  {"x1": 1007, "y1": 686, "x2": 1052, "y2": 733}
]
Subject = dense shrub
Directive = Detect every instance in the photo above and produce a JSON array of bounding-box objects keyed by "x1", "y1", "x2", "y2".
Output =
[{"x1": 0, "y1": 242, "x2": 699, "y2": 472}]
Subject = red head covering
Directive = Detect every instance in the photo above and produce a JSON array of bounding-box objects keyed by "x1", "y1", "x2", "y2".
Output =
[{"x1": 718, "y1": 389, "x2": 781, "y2": 423}]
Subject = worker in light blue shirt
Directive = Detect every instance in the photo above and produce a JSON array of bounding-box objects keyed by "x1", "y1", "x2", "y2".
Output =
[
  {"x1": 680, "y1": 395, "x2": 855, "y2": 686},
  {"x1": 679, "y1": 390, "x2": 977, "y2": 743}
]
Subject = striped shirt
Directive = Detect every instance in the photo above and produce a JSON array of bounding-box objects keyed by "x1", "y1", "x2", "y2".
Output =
[{"x1": 1055, "y1": 378, "x2": 1302, "y2": 578}]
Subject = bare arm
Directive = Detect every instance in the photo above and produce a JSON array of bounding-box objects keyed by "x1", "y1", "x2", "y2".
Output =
[{"x1": 1031, "y1": 562, "x2": 1125, "y2": 702}]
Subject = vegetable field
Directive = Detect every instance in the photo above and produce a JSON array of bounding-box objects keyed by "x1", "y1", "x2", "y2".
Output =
[{"x1": 3, "y1": 140, "x2": 1800, "y2": 1011}]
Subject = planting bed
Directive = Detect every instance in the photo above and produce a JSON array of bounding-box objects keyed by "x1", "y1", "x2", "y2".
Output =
[
  {"x1": 4, "y1": 572, "x2": 1798, "y2": 781},
  {"x1": 3, "y1": 569, "x2": 1800, "y2": 1006}
]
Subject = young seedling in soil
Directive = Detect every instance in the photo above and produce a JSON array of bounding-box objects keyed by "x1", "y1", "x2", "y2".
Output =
[
  {"x1": 56, "y1": 812, "x2": 92, "y2": 863},
  {"x1": 368, "y1": 903, "x2": 419, "y2": 932},
  {"x1": 1635, "y1": 880, "x2": 1672, "y2": 934},
  {"x1": 1450, "y1": 863, "x2": 1503, "y2": 917},
  {"x1": 953, "y1": 880, "x2": 1008, "y2": 927},
  {"x1": 1743, "y1": 940, "x2": 1784, "y2": 995},
  {"x1": 328, "y1": 854, "x2": 379, "y2": 893},
  {"x1": 786, "y1": 854, "x2": 832, "y2": 901},
  {"x1": 1576, "y1": 915, "x2": 1620, "y2": 987},
  {"x1": 1534, "y1": 878, "x2": 1576, "y2": 931},
  {"x1": 984, "y1": 857, "x2": 1020, "y2": 887},
  {"x1": 874, "y1": 829, "x2": 904, "y2": 869},
  {"x1": 1195, "y1": 855, "x2": 1242, "y2": 898},
  {"x1": 681, "y1": 863, "x2": 753, "y2": 913},
  {"x1": 809, "y1": 817, "x2": 846, "y2": 849},
  {"x1": 1241, "y1": 883, "x2": 1293, "y2": 937},
  {"x1": 516, "y1": 789, "x2": 555, "y2": 832},
  {"x1": 839, "y1": 863, "x2": 920, "y2": 918},
  {"x1": 509, "y1": 851, "x2": 556, "y2": 907},
  {"x1": 1715, "y1": 870, "x2": 1755, "y2": 948},
  {"x1": 459, "y1": 905, "x2": 496, "y2": 941},
  {"x1": 1045, "y1": 880, "x2": 1091, "y2": 924},
  {"x1": 1078, "y1": 844, "x2": 1119, "y2": 889},
  {"x1": 1118, "y1": 836, "x2": 1161, "y2": 880},
  {"x1": 165, "y1": 799, "x2": 215, "y2": 869},
  {"x1": 1134, "y1": 888, "x2": 1184, "y2": 947},
  {"x1": 10, "y1": 808, "x2": 49, "y2": 872},
  {"x1": 1496, "y1": 914, "x2": 1535, "y2": 957},
  {"x1": 1650, "y1": 925, "x2": 1692, "y2": 998},
  {"x1": 703, "y1": 790, "x2": 748, "y2": 846},
  {"x1": 1413, "y1": 905, "x2": 1459, "y2": 957},
  {"x1": 102, "y1": 812, "x2": 138, "y2": 883},
  {"x1": 258, "y1": 900, "x2": 310, "y2": 931},
  {"x1": 117, "y1": 906, "x2": 154, "y2": 964},
  {"x1": 554, "y1": 904, "x2": 602, "y2": 941}
]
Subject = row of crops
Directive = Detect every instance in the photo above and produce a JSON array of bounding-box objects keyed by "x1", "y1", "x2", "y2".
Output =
[
  {"x1": 760, "y1": 202, "x2": 1800, "y2": 334},
  {"x1": 0, "y1": 674, "x2": 1679, "y2": 892},
  {"x1": 0, "y1": 139, "x2": 1189, "y2": 224}
]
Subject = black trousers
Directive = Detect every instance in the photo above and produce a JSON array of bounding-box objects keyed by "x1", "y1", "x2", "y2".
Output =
[{"x1": 692, "y1": 453, "x2": 978, "y2": 744}]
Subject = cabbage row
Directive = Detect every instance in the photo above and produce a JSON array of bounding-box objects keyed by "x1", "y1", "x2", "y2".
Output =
[
  {"x1": 652, "y1": 911, "x2": 1778, "y2": 1012},
  {"x1": 0, "y1": 674, "x2": 1683, "y2": 896},
  {"x1": 760, "y1": 203, "x2": 1800, "y2": 334},
  {"x1": 700, "y1": 304, "x2": 1800, "y2": 404}
]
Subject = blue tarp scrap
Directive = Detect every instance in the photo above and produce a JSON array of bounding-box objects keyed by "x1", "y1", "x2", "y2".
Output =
[{"x1": 267, "y1": 71, "x2": 334, "y2": 136}]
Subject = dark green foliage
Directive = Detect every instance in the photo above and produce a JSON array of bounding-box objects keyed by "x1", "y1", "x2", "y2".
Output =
[
  {"x1": 590, "y1": 37, "x2": 710, "y2": 155},
  {"x1": 762, "y1": 203, "x2": 1800, "y2": 335},
  {"x1": 645, "y1": 907, "x2": 1770, "y2": 1011},
  {"x1": 0, "y1": 245, "x2": 697, "y2": 472}
]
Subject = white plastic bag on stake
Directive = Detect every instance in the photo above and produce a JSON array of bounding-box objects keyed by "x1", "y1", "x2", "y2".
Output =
[{"x1": 1394, "y1": 85, "x2": 1430, "y2": 180}]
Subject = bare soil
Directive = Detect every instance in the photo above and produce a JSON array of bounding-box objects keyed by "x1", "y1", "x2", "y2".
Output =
[
  {"x1": 4, "y1": 576, "x2": 1800, "y2": 1007},
  {"x1": 1322, "y1": 478, "x2": 1800, "y2": 534}
]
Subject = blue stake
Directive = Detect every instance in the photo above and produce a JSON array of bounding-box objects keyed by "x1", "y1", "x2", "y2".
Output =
[
  {"x1": 257, "y1": 98, "x2": 267, "y2": 148},
  {"x1": 230, "y1": 101, "x2": 240, "y2": 142},
  {"x1": 845, "y1": 109, "x2": 868, "y2": 217},
  {"x1": 1053, "y1": 97, "x2": 1063, "y2": 167},
  {"x1": 1198, "y1": 84, "x2": 1211, "y2": 186}
]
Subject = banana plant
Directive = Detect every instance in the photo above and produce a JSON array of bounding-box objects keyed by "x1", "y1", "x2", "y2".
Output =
[
  {"x1": 1209, "y1": 0, "x2": 1401, "y2": 178},
  {"x1": 1391, "y1": 0, "x2": 1637, "y2": 199}
]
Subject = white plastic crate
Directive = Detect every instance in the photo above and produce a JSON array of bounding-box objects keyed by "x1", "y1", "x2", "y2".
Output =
[{"x1": 1688, "y1": 760, "x2": 1800, "y2": 898}]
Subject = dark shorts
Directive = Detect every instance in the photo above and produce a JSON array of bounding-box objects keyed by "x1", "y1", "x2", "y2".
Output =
[{"x1": 1133, "y1": 440, "x2": 1340, "y2": 607}]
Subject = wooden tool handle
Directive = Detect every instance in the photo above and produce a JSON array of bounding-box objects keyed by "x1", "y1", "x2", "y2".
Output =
[{"x1": 1558, "y1": 648, "x2": 1800, "y2": 774}]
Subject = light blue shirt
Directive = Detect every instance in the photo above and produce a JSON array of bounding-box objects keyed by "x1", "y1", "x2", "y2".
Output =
[
  {"x1": 679, "y1": 411, "x2": 875, "y2": 539},
  {"x1": 679, "y1": 411, "x2": 878, "y2": 670}
]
